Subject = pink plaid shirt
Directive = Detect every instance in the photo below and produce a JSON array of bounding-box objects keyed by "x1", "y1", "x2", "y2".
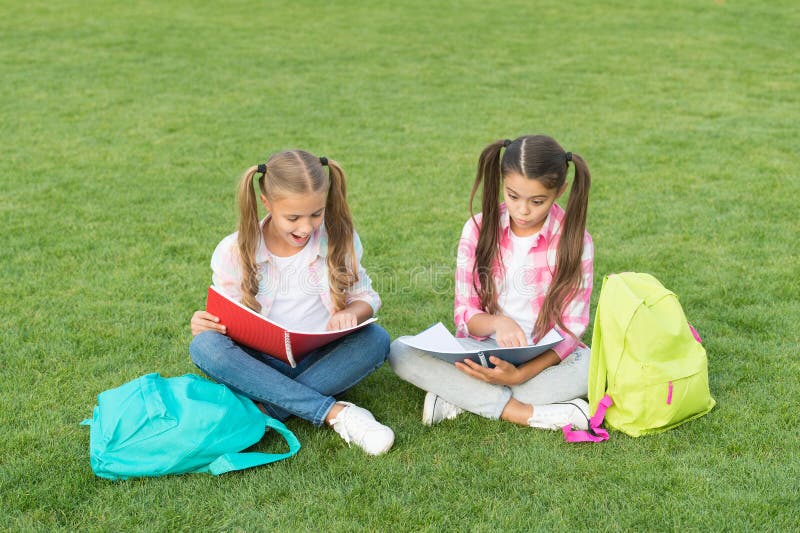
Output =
[{"x1": 454, "y1": 203, "x2": 594, "y2": 360}]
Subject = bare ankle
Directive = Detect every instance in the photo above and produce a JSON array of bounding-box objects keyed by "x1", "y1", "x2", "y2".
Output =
[
  {"x1": 325, "y1": 402, "x2": 345, "y2": 425},
  {"x1": 500, "y1": 398, "x2": 534, "y2": 426}
]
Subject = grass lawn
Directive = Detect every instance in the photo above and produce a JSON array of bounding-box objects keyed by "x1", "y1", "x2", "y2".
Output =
[{"x1": 2, "y1": 0, "x2": 798, "y2": 530}]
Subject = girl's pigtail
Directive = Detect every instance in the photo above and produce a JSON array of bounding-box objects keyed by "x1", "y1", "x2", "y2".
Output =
[
  {"x1": 470, "y1": 139, "x2": 506, "y2": 314},
  {"x1": 534, "y1": 153, "x2": 591, "y2": 340},
  {"x1": 324, "y1": 159, "x2": 357, "y2": 311},
  {"x1": 236, "y1": 165, "x2": 264, "y2": 313}
]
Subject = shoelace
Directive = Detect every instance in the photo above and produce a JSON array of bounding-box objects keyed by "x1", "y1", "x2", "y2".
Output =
[
  {"x1": 437, "y1": 397, "x2": 461, "y2": 418},
  {"x1": 551, "y1": 401, "x2": 590, "y2": 427},
  {"x1": 331, "y1": 406, "x2": 373, "y2": 445}
]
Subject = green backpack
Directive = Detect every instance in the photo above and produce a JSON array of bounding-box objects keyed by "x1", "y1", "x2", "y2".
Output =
[
  {"x1": 587, "y1": 273, "x2": 716, "y2": 437},
  {"x1": 82, "y1": 373, "x2": 301, "y2": 479}
]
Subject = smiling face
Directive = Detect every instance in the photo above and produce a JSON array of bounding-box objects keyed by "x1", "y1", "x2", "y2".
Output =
[
  {"x1": 261, "y1": 191, "x2": 327, "y2": 256},
  {"x1": 502, "y1": 172, "x2": 566, "y2": 237}
]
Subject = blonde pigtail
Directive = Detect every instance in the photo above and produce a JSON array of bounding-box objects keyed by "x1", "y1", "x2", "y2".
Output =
[
  {"x1": 324, "y1": 159, "x2": 358, "y2": 311},
  {"x1": 236, "y1": 165, "x2": 264, "y2": 313}
]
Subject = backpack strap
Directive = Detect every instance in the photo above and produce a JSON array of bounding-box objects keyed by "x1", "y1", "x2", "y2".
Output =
[
  {"x1": 562, "y1": 395, "x2": 613, "y2": 443},
  {"x1": 203, "y1": 415, "x2": 302, "y2": 475}
]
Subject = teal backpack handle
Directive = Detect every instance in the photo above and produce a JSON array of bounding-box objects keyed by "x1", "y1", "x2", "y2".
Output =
[{"x1": 204, "y1": 415, "x2": 301, "y2": 475}]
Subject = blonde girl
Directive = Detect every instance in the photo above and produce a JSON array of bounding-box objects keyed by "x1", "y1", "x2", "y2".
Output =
[{"x1": 191, "y1": 150, "x2": 393, "y2": 455}]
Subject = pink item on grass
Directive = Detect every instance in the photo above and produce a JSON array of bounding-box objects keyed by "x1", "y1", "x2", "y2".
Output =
[{"x1": 562, "y1": 395, "x2": 613, "y2": 443}]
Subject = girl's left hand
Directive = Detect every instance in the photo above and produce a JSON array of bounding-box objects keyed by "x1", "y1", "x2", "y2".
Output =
[
  {"x1": 455, "y1": 356, "x2": 522, "y2": 386},
  {"x1": 327, "y1": 310, "x2": 358, "y2": 331}
]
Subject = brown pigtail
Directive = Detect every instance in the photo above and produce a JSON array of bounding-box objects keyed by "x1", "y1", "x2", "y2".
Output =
[
  {"x1": 470, "y1": 139, "x2": 507, "y2": 315},
  {"x1": 533, "y1": 152, "x2": 591, "y2": 341}
]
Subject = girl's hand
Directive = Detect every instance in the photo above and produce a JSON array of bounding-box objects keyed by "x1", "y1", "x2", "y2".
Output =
[
  {"x1": 191, "y1": 310, "x2": 226, "y2": 336},
  {"x1": 493, "y1": 316, "x2": 529, "y2": 348},
  {"x1": 327, "y1": 310, "x2": 358, "y2": 331},
  {"x1": 455, "y1": 356, "x2": 523, "y2": 386}
]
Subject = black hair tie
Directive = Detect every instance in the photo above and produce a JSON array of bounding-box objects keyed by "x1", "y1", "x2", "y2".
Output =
[
  {"x1": 256, "y1": 163, "x2": 267, "y2": 175},
  {"x1": 319, "y1": 157, "x2": 328, "y2": 166},
  {"x1": 565, "y1": 152, "x2": 573, "y2": 163},
  {"x1": 503, "y1": 139, "x2": 512, "y2": 148}
]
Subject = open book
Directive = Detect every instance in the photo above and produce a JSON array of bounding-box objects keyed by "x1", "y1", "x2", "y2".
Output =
[
  {"x1": 205, "y1": 286, "x2": 377, "y2": 368},
  {"x1": 399, "y1": 322, "x2": 563, "y2": 367}
]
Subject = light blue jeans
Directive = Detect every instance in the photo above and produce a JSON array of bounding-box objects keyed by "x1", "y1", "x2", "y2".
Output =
[
  {"x1": 190, "y1": 324, "x2": 390, "y2": 426},
  {"x1": 389, "y1": 336, "x2": 590, "y2": 420}
]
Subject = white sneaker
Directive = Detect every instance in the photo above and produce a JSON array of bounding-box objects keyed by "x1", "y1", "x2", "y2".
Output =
[
  {"x1": 422, "y1": 392, "x2": 464, "y2": 426},
  {"x1": 329, "y1": 402, "x2": 394, "y2": 455},
  {"x1": 527, "y1": 399, "x2": 590, "y2": 430}
]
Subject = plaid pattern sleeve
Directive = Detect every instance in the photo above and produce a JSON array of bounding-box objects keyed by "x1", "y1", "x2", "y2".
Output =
[
  {"x1": 454, "y1": 215, "x2": 488, "y2": 338},
  {"x1": 344, "y1": 231, "x2": 382, "y2": 315},
  {"x1": 452, "y1": 204, "x2": 594, "y2": 357},
  {"x1": 550, "y1": 232, "x2": 594, "y2": 359}
]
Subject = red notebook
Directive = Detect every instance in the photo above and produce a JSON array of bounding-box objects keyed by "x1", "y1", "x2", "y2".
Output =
[{"x1": 205, "y1": 286, "x2": 377, "y2": 368}]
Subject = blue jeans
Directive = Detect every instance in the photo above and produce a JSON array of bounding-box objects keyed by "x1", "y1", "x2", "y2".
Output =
[{"x1": 190, "y1": 324, "x2": 390, "y2": 426}]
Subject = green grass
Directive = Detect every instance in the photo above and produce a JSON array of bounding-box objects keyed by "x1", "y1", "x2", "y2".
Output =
[{"x1": 2, "y1": 0, "x2": 799, "y2": 530}]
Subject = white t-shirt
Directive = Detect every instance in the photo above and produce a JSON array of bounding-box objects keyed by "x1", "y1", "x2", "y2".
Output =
[
  {"x1": 493, "y1": 231, "x2": 538, "y2": 344},
  {"x1": 267, "y1": 244, "x2": 331, "y2": 332}
]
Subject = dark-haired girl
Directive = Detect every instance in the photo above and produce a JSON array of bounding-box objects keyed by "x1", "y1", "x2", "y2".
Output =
[{"x1": 390, "y1": 135, "x2": 594, "y2": 430}]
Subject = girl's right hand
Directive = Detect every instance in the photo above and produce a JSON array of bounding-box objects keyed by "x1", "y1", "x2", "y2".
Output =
[
  {"x1": 492, "y1": 316, "x2": 528, "y2": 348},
  {"x1": 190, "y1": 310, "x2": 226, "y2": 336}
]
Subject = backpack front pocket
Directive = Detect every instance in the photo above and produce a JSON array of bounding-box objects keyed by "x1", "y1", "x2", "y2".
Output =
[{"x1": 639, "y1": 371, "x2": 715, "y2": 435}]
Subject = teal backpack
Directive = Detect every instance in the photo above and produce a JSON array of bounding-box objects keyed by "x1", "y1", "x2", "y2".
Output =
[
  {"x1": 82, "y1": 373, "x2": 301, "y2": 479},
  {"x1": 587, "y1": 273, "x2": 716, "y2": 437}
]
